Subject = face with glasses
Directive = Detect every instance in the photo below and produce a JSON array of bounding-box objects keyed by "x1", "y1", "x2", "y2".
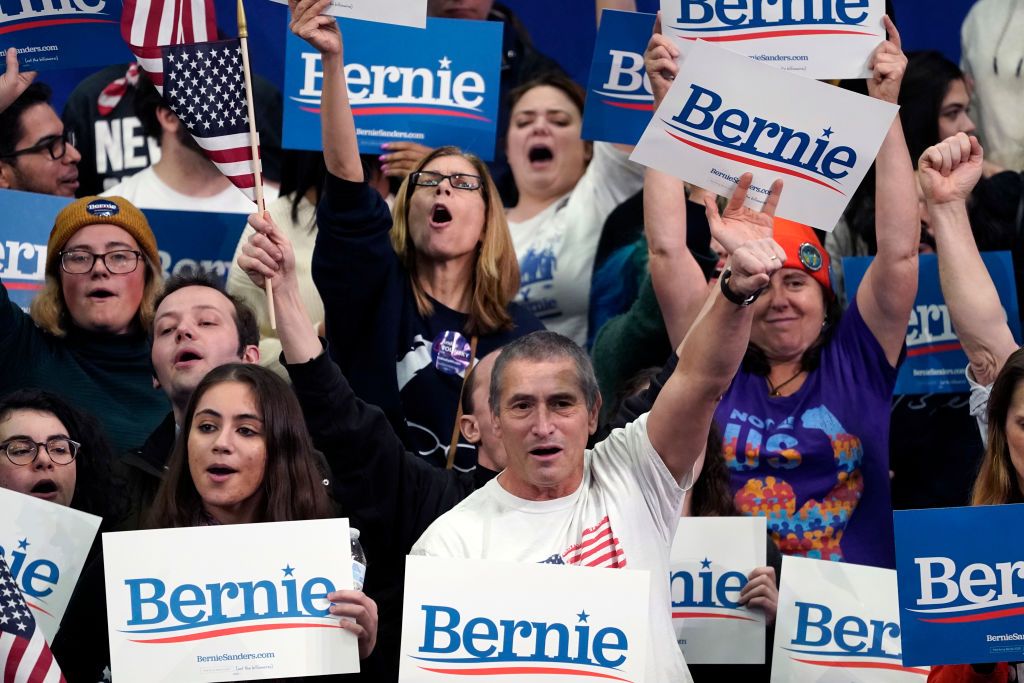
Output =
[
  {"x1": 59, "y1": 224, "x2": 147, "y2": 335},
  {"x1": 0, "y1": 409, "x2": 77, "y2": 506},
  {"x1": 406, "y1": 154, "x2": 487, "y2": 265},
  {"x1": 0, "y1": 103, "x2": 80, "y2": 197}
]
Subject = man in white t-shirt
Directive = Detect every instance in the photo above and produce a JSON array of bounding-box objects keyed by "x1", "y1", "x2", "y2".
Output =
[
  {"x1": 103, "y1": 73, "x2": 276, "y2": 213},
  {"x1": 412, "y1": 223, "x2": 786, "y2": 681}
]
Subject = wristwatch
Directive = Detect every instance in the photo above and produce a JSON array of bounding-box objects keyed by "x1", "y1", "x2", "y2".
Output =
[{"x1": 719, "y1": 267, "x2": 763, "y2": 307}]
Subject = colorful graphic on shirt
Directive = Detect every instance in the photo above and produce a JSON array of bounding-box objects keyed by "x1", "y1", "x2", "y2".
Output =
[
  {"x1": 518, "y1": 246, "x2": 560, "y2": 320},
  {"x1": 724, "y1": 404, "x2": 864, "y2": 561},
  {"x1": 538, "y1": 516, "x2": 626, "y2": 569},
  {"x1": 431, "y1": 330, "x2": 472, "y2": 376}
]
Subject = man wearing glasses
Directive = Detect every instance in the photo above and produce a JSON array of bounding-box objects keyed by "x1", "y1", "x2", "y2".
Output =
[{"x1": 0, "y1": 82, "x2": 81, "y2": 197}]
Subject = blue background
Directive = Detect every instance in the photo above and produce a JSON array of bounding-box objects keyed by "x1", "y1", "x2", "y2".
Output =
[
  {"x1": 895, "y1": 504, "x2": 1024, "y2": 667},
  {"x1": 843, "y1": 252, "x2": 1021, "y2": 395}
]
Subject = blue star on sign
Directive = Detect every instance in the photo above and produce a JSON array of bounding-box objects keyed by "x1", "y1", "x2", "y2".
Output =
[
  {"x1": 577, "y1": 610, "x2": 589, "y2": 623},
  {"x1": 822, "y1": 127, "x2": 834, "y2": 139},
  {"x1": 700, "y1": 557, "x2": 712, "y2": 569},
  {"x1": 282, "y1": 564, "x2": 295, "y2": 577},
  {"x1": 17, "y1": 539, "x2": 28, "y2": 551}
]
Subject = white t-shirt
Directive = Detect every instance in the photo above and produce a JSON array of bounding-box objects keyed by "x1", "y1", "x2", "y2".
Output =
[
  {"x1": 412, "y1": 413, "x2": 694, "y2": 682},
  {"x1": 961, "y1": 0, "x2": 1024, "y2": 171},
  {"x1": 103, "y1": 166, "x2": 277, "y2": 213},
  {"x1": 508, "y1": 143, "x2": 644, "y2": 346}
]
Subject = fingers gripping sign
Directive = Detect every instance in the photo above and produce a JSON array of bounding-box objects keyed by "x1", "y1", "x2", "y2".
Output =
[
  {"x1": 327, "y1": 589, "x2": 379, "y2": 660},
  {"x1": 645, "y1": 12, "x2": 680, "y2": 108},
  {"x1": 289, "y1": 0, "x2": 342, "y2": 56}
]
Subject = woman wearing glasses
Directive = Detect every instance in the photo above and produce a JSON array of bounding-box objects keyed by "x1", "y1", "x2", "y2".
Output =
[
  {"x1": 291, "y1": 0, "x2": 542, "y2": 471},
  {"x1": 0, "y1": 195, "x2": 168, "y2": 456},
  {"x1": 0, "y1": 389, "x2": 118, "y2": 523}
]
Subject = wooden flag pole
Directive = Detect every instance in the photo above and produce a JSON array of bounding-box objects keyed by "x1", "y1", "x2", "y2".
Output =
[{"x1": 237, "y1": 0, "x2": 276, "y2": 329}]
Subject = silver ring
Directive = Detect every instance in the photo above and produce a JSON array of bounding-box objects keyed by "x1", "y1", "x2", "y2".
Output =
[{"x1": 770, "y1": 255, "x2": 780, "y2": 261}]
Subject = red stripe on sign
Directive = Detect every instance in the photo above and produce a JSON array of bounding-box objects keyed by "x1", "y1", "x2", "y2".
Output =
[
  {"x1": 418, "y1": 666, "x2": 635, "y2": 681},
  {"x1": 791, "y1": 657, "x2": 929, "y2": 675},
  {"x1": 680, "y1": 29, "x2": 876, "y2": 42},
  {"x1": 918, "y1": 605, "x2": 1024, "y2": 624},
  {"x1": 602, "y1": 99, "x2": 654, "y2": 111},
  {"x1": 665, "y1": 130, "x2": 845, "y2": 195},
  {"x1": 300, "y1": 106, "x2": 322, "y2": 114},
  {"x1": 4, "y1": 282, "x2": 42, "y2": 291},
  {"x1": 25, "y1": 600, "x2": 54, "y2": 617},
  {"x1": 352, "y1": 106, "x2": 491, "y2": 122},
  {"x1": 0, "y1": 18, "x2": 114, "y2": 34},
  {"x1": 906, "y1": 341, "x2": 963, "y2": 357},
  {"x1": 131, "y1": 622, "x2": 341, "y2": 643},
  {"x1": 672, "y1": 611, "x2": 758, "y2": 621}
]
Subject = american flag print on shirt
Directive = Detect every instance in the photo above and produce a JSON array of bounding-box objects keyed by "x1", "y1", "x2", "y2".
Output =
[
  {"x1": 0, "y1": 555, "x2": 65, "y2": 683},
  {"x1": 540, "y1": 516, "x2": 627, "y2": 569},
  {"x1": 161, "y1": 40, "x2": 261, "y2": 201}
]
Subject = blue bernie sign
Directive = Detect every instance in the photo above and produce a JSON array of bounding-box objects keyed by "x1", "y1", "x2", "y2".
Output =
[
  {"x1": 282, "y1": 17, "x2": 502, "y2": 160},
  {"x1": 581, "y1": 9, "x2": 656, "y2": 145},
  {"x1": 0, "y1": 188, "x2": 245, "y2": 311},
  {"x1": 0, "y1": 0, "x2": 130, "y2": 72},
  {"x1": 895, "y1": 504, "x2": 1024, "y2": 667},
  {"x1": 843, "y1": 252, "x2": 1021, "y2": 395}
]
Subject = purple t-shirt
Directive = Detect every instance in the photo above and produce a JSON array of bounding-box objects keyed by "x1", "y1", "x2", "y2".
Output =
[{"x1": 714, "y1": 299, "x2": 900, "y2": 568}]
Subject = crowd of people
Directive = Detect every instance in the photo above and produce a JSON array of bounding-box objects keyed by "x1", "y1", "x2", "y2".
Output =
[{"x1": 1, "y1": 0, "x2": 1023, "y2": 681}]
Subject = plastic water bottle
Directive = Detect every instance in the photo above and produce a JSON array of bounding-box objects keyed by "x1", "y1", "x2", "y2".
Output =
[{"x1": 350, "y1": 527, "x2": 367, "y2": 591}]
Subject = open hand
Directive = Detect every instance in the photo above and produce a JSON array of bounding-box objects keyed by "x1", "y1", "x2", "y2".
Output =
[
  {"x1": 918, "y1": 132, "x2": 983, "y2": 206},
  {"x1": 289, "y1": 0, "x2": 342, "y2": 57},
  {"x1": 867, "y1": 15, "x2": 905, "y2": 104},
  {"x1": 703, "y1": 173, "x2": 783, "y2": 255}
]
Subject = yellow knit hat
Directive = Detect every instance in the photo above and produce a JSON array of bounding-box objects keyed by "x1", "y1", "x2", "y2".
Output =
[{"x1": 47, "y1": 196, "x2": 158, "y2": 274}]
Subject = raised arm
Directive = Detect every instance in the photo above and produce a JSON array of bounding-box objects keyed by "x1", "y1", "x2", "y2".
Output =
[
  {"x1": 854, "y1": 16, "x2": 919, "y2": 365},
  {"x1": 290, "y1": 0, "x2": 362, "y2": 181},
  {"x1": 647, "y1": 177, "x2": 786, "y2": 482},
  {"x1": 925, "y1": 133, "x2": 1017, "y2": 386},
  {"x1": 643, "y1": 20, "x2": 709, "y2": 348}
]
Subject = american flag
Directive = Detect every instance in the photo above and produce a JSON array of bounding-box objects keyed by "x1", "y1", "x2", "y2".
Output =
[
  {"x1": 542, "y1": 516, "x2": 627, "y2": 569},
  {"x1": 120, "y1": 0, "x2": 261, "y2": 203},
  {"x1": 0, "y1": 555, "x2": 65, "y2": 683}
]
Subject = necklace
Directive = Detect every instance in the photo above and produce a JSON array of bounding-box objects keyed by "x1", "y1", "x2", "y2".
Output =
[{"x1": 767, "y1": 369, "x2": 804, "y2": 397}]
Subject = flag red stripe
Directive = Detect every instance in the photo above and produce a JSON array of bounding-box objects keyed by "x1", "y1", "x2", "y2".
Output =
[
  {"x1": 583, "y1": 548, "x2": 625, "y2": 568},
  {"x1": 28, "y1": 636, "x2": 54, "y2": 682},
  {"x1": 227, "y1": 174, "x2": 257, "y2": 190},
  {"x1": 203, "y1": 146, "x2": 256, "y2": 164},
  {"x1": 4, "y1": 634, "x2": 28, "y2": 682},
  {"x1": 567, "y1": 535, "x2": 617, "y2": 565},
  {"x1": 144, "y1": 0, "x2": 161, "y2": 54}
]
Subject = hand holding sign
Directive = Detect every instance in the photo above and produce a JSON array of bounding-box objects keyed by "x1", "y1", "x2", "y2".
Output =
[
  {"x1": 919, "y1": 133, "x2": 984, "y2": 206},
  {"x1": 327, "y1": 589, "x2": 378, "y2": 659},
  {"x1": 0, "y1": 48, "x2": 36, "y2": 113},
  {"x1": 381, "y1": 141, "x2": 434, "y2": 179},
  {"x1": 290, "y1": 0, "x2": 343, "y2": 58},
  {"x1": 739, "y1": 566, "x2": 778, "y2": 626},
  {"x1": 645, "y1": 13, "x2": 679, "y2": 108},
  {"x1": 867, "y1": 16, "x2": 906, "y2": 105}
]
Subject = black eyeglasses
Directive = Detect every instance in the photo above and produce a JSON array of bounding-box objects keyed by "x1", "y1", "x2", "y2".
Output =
[
  {"x1": 0, "y1": 130, "x2": 77, "y2": 161},
  {"x1": 60, "y1": 249, "x2": 143, "y2": 275},
  {"x1": 410, "y1": 171, "x2": 483, "y2": 191},
  {"x1": 2, "y1": 438, "x2": 80, "y2": 466}
]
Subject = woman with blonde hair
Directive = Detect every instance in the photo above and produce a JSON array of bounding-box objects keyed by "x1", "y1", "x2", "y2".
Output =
[
  {"x1": 291, "y1": 0, "x2": 543, "y2": 471},
  {"x1": 0, "y1": 195, "x2": 167, "y2": 455}
]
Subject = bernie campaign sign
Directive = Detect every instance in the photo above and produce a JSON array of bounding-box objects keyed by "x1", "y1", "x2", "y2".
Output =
[
  {"x1": 581, "y1": 9, "x2": 657, "y2": 146},
  {"x1": 844, "y1": 252, "x2": 1021, "y2": 395},
  {"x1": 659, "y1": 0, "x2": 886, "y2": 79},
  {"x1": 0, "y1": 189, "x2": 247, "y2": 311},
  {"x1": 283, "y1": 17, "x2": 502, "y2": 160},
  {"x1": 104, "y1": 519, "x2": 358, "y2": 682},
  {"x1": 400, "y1": 556, "x2": 651, "y2": 682},
  {"x1": 0, "y1": 487, "x2": 101, "y2": 643},
  {"x1": 630, "y1": 39, "x2": 897, "y2": 231},
  {"x1": 0, "y1": 0, "x2": 130, "y2": 72},
  {"x1": 894, "y1": 505, "x2": 1024, "y2": 667},
  {"x1": 670, "y1": 517, "x2": 767, "y2": 664},
  {"x1": 267, "y1": 0, "x2": 427, "y2": 28},
  {"x1": 772, "y1": 555, "x2": 929, "y2": 681}
]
